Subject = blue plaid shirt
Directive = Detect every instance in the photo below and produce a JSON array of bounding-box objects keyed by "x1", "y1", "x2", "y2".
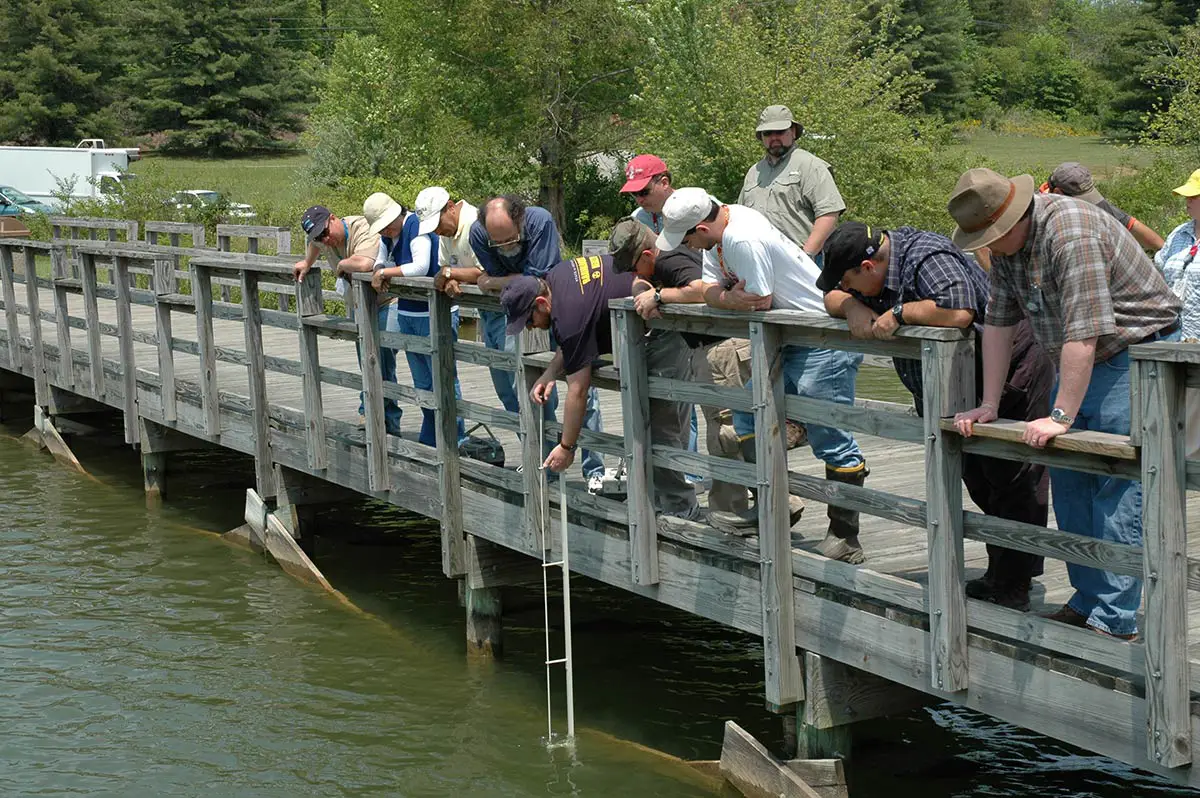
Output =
[
  {"x1": 1155, "y1": 220, "x2": 1200, "y2": 340},
  {"x1": 849, "y1": 227, "x2": 989, "y2": 403}
]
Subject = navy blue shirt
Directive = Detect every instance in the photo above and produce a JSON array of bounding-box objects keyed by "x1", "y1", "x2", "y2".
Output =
[
  {"x1": 546, "y1": 255, "x2": 637, "y2": 373},
  {"x1": 849, "y1": 227, "x2": 989, "y2": 404},
  {"x1": 469, "y1": 205, "x2": 562, "y2": 278},
  {"x1": 382, "y1": 212, "x2": 441, "y2": 314}
]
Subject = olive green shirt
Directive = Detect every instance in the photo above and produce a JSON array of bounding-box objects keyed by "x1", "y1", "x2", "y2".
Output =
[{"x1": 738, "y1": 146, "x2": 846, "y2": 248}]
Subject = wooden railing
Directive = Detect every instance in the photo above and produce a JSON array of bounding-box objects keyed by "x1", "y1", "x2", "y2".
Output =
[{"x1": 0, "y1": 232, "x2": 1196, "y2": 770}]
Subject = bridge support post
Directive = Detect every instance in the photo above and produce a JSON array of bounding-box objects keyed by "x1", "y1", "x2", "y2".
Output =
[
  {"x1": 463, "y1": 536, "x2": 542, "y2": 659},
  {"x1": 272, "y1": 464, "x2": 357, "y2": 550},
  {"x1": 138, "y1": 418, "x2": 215, "y2": 503}
]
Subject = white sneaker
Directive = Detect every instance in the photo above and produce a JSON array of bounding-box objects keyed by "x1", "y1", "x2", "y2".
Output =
[{"x1": 587, "y1": 474, "x2": 605, "y2": 494}]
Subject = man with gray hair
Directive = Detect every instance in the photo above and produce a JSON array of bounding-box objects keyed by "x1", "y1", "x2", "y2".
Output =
[{"x1": 739, "y1": 105, "x2": 845, "y2": 263}]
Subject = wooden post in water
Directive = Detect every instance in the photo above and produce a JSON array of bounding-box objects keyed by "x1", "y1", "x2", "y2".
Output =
[
  {"x1": 465, "y1": 534, "x2": 505, "y2": 659},
  {"x1": 1138, "y1": 353, "x2": 1191, "y2": 768},
  {"x1": 749, "y1": 320, "x2": 803, "y2": 709},
  {"x1": 920, "y1": 338, "x2": 972, "y2": 693},
  {"x1": 615, "y1": 308, "x2": 658, "y2": 585}
]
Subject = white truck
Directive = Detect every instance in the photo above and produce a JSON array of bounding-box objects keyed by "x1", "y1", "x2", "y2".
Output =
[{"x1": 0, "y1": 140, "x2": 141, "y2": 208}]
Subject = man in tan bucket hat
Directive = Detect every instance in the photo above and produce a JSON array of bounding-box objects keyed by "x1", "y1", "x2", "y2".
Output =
[{"x1": 948, "y1": 167, "x2": 1181, "y2": 640}]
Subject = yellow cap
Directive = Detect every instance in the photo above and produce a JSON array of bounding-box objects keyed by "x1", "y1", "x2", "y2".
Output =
[{"x1": 1173, "y1": 168, "x2": 1200, "y2": 198}]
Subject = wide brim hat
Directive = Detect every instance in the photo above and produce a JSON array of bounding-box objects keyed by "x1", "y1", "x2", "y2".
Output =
[
  {"x1": 364, "y1": 192, "x2": 405, "y2": 236},
  {"x1": 948, "y1": 169, "x2": 1035, "y2": 252}
]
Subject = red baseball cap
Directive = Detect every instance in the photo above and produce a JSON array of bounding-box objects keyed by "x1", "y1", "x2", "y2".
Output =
[{"x1": 620, "y1": 154, "x2": 668, "y2": 193}]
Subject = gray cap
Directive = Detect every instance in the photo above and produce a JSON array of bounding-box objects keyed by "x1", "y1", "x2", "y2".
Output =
[
  {"x1": 756, "y1": 105, "x2": 796, "y2": 133},
  {"x1": 608, "y1": 217, "x2": 655, "y2": 273},
  {"x1": 1048, "y1": 162, "x2": 1104, "y2": 205}
]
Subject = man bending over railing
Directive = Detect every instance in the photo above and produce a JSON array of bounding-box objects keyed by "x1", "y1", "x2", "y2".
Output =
[{"x1": 820, "y1": 221, "x2": 1055, "y2": 610}]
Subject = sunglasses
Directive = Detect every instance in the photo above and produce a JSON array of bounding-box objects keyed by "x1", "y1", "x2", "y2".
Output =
[
  {"x1": 632, "y1": 176, "x2": 662, "y2": 198},
  {"x1": 315, "y1": 226, "x2": 332, "y2": 243}
]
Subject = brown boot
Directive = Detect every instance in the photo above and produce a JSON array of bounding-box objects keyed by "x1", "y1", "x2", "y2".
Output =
[
  {"x1": 709, "y1": 435, "x2": 804, "y2": 533},
  {"x1": 816, "y1": 462, "x2": 868, "y2": 564}
]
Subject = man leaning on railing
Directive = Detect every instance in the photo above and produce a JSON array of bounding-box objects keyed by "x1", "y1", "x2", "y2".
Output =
[
  {"x1": 820, "y1": 220, "x2": 1055, "y2": 610},
  {"x1": 658, "y1": 187, "x2": 870, "y2": 564},
  {"x1": 948, "y1": 168, "x2": 1182, "y2": 641}
]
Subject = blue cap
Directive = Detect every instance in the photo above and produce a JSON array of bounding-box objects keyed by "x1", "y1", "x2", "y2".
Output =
[{"x1": 301, "y1": 205, "x2": 332, "y2": 244}]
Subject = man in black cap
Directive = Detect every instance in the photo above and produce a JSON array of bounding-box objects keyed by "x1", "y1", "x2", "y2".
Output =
[
  {"x1": 501, "y1": 253, "x2": 699, "y2": 519},
  {"x1": 819, "y1": 221, "x2": 1056, "y2": 609},
  {"x1": 292, "y1": 205, "x2": 402, "y2": 434}
]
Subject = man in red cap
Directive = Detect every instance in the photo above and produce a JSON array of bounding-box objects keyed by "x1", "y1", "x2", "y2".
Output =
[{"x1": 620, "y1": 154, "x2": 675, "y2": 234}]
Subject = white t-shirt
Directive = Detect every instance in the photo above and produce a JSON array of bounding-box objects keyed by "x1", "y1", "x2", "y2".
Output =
[{"x1": 699, "y1": 204, "x2": 825, "y2": 313}]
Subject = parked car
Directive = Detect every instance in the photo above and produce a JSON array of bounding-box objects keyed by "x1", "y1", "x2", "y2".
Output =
[
  {"x1": 168, "y1": 190, "x2": 257, "y2": 221},
  {"x1": 0, "y1": 185, "x2": 55, "y2": 216}
]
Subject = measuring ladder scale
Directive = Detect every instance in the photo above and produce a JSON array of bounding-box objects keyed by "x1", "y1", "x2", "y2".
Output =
[{"x1": 539, "y1": 464, "x2": 576, "y2": 749}]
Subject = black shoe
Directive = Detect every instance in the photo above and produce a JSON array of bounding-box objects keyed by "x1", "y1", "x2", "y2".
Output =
[{"x1": 966, "y1": 577, "x2": 1030, "y2": 611}]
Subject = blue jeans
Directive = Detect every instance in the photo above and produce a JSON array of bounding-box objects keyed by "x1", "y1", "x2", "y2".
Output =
[
  {"x1": 480, "y1": 309, "x2": 604, "y2": 477},
  {"x1": 396, "y1": 311, "x2": 467, "y2": 447},
  {"x1": 732, "y1": 345, "x2": 864, "y2": 469},
  {"x1": 1050, "y1": 335, "x2": 1178, "y2": 636},
  {"x1": 356, "y1": 303, "x2": 402, "y2": 434}
]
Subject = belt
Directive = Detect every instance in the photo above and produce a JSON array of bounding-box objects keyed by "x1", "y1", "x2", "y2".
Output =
[{"x1": 1137, "y1": 319, "x2": 1180, "y2": 345}]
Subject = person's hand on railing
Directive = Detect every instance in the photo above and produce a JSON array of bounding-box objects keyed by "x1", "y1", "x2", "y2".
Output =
[
  {"x1": 844, "y1": 302, "x2": 878, "y2": 339},
  {"x1": 872, "y1": 310, "x2": 900, "y2": 340},
  {"x1": 1021, "y1": 417, "x2": 1068, "y2": 449},
  {"x1": 292, "y1": 259, "x2": 311, "y2": 282},
  {"x1": 633, "y1": 287, "x2": 663, "y2": 320},
  {"x1": 370, "y1": 269, "x2": 391, "y2": 293},
  {"x1": 444, "y1": 278, "x2": 462, "y2": 298},
  {"x1": 721, "y1": 280, "x2": 772, "y2": 312},
  {"x1": 953, "y1": 402, "x2": 998, "y2": 437}
]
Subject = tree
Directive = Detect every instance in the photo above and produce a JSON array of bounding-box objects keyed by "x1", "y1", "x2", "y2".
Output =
[
  {"x1": 1144, "y1": 21, "x2": 1200, "y2": 150},
  {"x1": 0, "y1": 0, "x2": 117, "y2": 145},
  {"x1": 896, "y1": 0, "x2": 976, "y2": 117},
  {"x1": 122, "y1": 0, "x2": 316, "y2": 153}
]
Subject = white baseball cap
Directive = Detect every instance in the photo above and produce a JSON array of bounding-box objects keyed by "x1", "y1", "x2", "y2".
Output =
[
  {"x1": 414, "y1": 186, "x2": 451, "y2": 236},
  {"x1": 657, "y1": 187, "x2": 716, "y2": 251}
]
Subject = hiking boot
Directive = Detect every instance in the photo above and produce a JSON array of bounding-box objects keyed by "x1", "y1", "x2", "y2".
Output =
[
  {"x1": 1043, "y1": 604, "x2": 1137, "y2": 640},
  {"x1": 965, "y1": 576, "x2": 1031, "y2": 611},
  {"x1": 822, "y1": 462, "x2": 869, "y2": 563}
]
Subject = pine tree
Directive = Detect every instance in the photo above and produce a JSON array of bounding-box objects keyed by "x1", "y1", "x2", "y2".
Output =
[
  {"x1": 122, "y1": 0, "x2": 316, "y2": 153},
  {"x1": 896, "y1": 0, "x2": 975, "y2": 117},
  {"x1": 0, "y1": 0, "x2": 117, "y2": 145}
]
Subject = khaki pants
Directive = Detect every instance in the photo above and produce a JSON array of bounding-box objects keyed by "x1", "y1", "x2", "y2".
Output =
[{"x1": 695, "y1": 339, "x2": 752, "y2": 513}]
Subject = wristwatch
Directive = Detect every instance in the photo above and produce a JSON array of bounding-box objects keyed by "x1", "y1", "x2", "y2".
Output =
[
  {"x1": 560, "y1": 439, "x2": 578, "y2": 452},
  {"x1": 891, "y1": 302, "x2": 905, "y2": 324},
  {"x1": 440, "y1": 266, "x2": 452, "y2": 282},
  {"x1": 654, "y1": 289, "x2": 663, "y2": 306},
  {"x1": 1049, "y1": 408, "x2": 1073, "y2": 428}
]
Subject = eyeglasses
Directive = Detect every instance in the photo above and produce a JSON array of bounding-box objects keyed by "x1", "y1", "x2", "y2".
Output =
[
  {"x1": 633, "y1": 177, "x2": 661, "y2": 198},
  {"x1": 488, "y1": 233, "x2": 523, "y2": 250},
  {"x1": 315, "y1": 227, "x2": 332, "y2": 243}
]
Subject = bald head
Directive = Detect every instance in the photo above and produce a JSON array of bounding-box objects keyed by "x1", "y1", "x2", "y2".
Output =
[{"x1": 481, "y1": 195, "x2": 527, "y2": 246}]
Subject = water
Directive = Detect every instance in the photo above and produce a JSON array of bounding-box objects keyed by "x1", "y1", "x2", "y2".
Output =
[{"x1": 0, "y1": 409, "x2": 1192, "y2": 798}]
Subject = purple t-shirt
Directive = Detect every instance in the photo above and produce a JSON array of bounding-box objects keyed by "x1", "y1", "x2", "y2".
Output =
[{"x1": 546, "y1": 254, "x2": 636, "y2": 373}]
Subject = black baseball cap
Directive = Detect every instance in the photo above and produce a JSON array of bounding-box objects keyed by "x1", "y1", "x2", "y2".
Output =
[
  {"x1": 817, "y1": 221, "x2": 884, "y2": 292},
  {"x1": 501, "y1": 276, "x2": 542, "y2": 335},
  {"x1": 301, "y1": 205, "x2": 332, "y2": 244}
]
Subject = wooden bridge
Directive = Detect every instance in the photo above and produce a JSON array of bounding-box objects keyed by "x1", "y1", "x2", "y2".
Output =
[{"x1": 3, "y1": 217, "x2": 1200, "y2": 788}]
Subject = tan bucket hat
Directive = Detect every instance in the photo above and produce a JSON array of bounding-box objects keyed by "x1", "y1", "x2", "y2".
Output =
[
  {"x1": 363, "y1": 192, "x2": 406, "y2": 236},
  {"x1": 947, "y1": 168, "x2": 1036, "y2": 251}
]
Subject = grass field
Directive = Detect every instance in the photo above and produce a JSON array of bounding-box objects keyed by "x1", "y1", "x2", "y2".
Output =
[
  {"x1": 950, "y1": 131, "x2": 1155, "y2": 180},
  {"x1": 129, "y1": 152, "x2": 313, "y2": 223}
]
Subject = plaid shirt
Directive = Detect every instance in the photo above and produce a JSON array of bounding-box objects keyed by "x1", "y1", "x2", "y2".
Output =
[
  {"x1": 988, "y1": 194, "x2": 1181, "y2": 362},
  {"x1": 850, "y1": 227, "x2": 988, "y2": 403}
]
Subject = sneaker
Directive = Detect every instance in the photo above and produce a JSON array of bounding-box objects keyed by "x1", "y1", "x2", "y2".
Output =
[
  {"x1": 357, "y1": 413, "x2": 366, "y2": 427},
  {"x1": 587, "y1": 473, "x2": 605, "y2": 494}
]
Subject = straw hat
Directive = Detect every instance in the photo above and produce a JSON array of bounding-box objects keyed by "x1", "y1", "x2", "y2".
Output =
[
  {"x1": 363, "y1": 192, "x2": 405, "y2": 236},
  {"x1": 947, "y1": 168, "x2": 1035, "y2": 251}
]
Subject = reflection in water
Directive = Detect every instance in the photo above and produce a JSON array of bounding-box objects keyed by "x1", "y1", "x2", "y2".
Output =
[{"x1": 0, "y1": 414, "x2": 1190, "y2": 797}]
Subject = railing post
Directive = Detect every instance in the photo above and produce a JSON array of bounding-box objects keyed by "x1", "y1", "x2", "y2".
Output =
[
  {"x1": 920, "y1": 338, "x2": 973, "y2": 693},
  {"x1": 517, "y1": 331, "x2": 548, "y2": 554},
  {"x1": 216, "y1": 232, "x2": 234, "y2": 303},
  {"x1": 430, "y1": 289, "x2": 466, "y2": 577},
  {"x1": 49, "y1": 246, "x2": 73, "y2": 389},
  {"x1": 80, "y1": 252, "x2": 104, "y2": 400},
  {"x1": 296, "y1": 268, "x2": 328, "y2": 471},
  {"x1": 1139, "y1": 356, "x2": 1191, "y2": 768},
  {"x1": 241, "y1": 268, "x2": 276, "y2": 498},
  {"x1": 23, "y1": 245, "x2": 48, "y2": 407},
  {"x1": 153, "y1": 257, "x2": 177, "y2": 422},
  {"x1": 113, "y1": 256, "x2": 139, "y2": 445},
  {"x1": 191, "y1": 261, "x2": 220, "y2": 437},
  {"x1": 354, "y1": 278, "x2": 389, "y2": 492},
  {"x1": 1, "y1": 244, "x2": 21, "y2": 369},
  {"x1": 615, "y1": 307, "x2": 658, "y2": 586},
  {"x1": 749, "y1": 319, "x2": 802, "y2": 708}
]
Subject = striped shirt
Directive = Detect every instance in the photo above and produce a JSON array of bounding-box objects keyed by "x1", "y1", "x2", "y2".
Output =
[
  {"x1": 987, "y1": 194, "x2": 1180, "y2": 362},
  {"x1": 849, "y1": 227, "x2": 988, "y2": 401}
]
